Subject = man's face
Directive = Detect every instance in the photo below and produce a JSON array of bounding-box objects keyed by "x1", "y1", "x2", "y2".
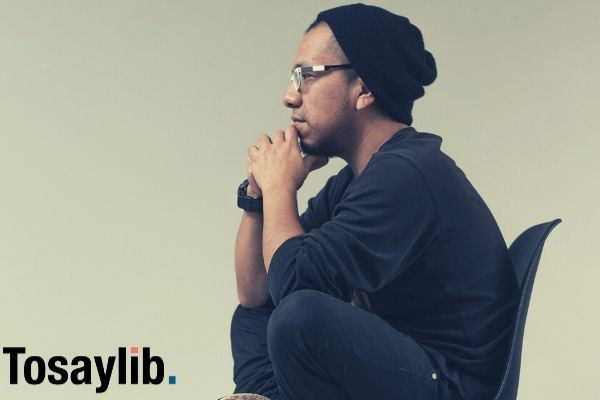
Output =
[{"x1": 282, "y1": 23, "x2": 355, "y2": 157}]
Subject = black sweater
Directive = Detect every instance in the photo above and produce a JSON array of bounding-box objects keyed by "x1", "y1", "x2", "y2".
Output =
[{"x1": 267, "y1": 126, "x2": 518, "y2": 399}]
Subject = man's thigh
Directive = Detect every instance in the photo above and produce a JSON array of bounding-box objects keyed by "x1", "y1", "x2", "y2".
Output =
[{"x1": 267, "y1": 289, "x2": 455, "y2": 400}]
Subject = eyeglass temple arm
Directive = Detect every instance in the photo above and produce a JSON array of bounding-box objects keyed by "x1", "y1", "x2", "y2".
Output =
[{"x1": 294, "y1": 64, "x2": 352, "y2": 73}]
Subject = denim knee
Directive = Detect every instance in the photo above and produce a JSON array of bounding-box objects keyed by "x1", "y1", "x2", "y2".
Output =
[{"x1": 267, "y1": 289, "x2": 332, "y2": 354}]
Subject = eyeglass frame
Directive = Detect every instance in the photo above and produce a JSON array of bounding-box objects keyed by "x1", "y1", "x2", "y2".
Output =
[{"x1": 290, "y1": 64, "x2": 353, "y2": 92}]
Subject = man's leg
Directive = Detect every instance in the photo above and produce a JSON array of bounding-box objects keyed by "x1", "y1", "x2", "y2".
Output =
[
  {"x1": 230, "y1": 298, "x2": 280, "y2": 399},
  {"x1": 267, "y1": 289, "x2": 457, "y2": 400}
]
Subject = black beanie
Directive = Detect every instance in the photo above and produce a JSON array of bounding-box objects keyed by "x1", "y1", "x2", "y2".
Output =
[{"x1": 314, "y1": 3, "x2": 437, "y2": 125}]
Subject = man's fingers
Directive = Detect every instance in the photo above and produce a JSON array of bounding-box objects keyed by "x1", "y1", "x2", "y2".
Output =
[
  {"x1": 273, "y1": 130, "x2": 285, "y2": 143},
  {"x1": 285, "y1": 125, "x2": 299, "y2": 146},
  {"x1": 258, "y1": 134, "x2": 272, "y2": 148},
  {"x1": 247, "y1": 145, "x2": 259, "y2": 160}
]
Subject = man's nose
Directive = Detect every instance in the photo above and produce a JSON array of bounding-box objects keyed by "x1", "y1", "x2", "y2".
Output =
[{"x1": 282, "y1": 83, "x2": 302, "y2": 109}]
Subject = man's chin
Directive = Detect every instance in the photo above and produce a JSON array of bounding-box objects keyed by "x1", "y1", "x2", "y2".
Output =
[
  {"x1": 300, "y1": 140, "x2": 335, "y2": 158},
  {"x1": 299, "y1": 140, "x2": 318, "y2": 155}
]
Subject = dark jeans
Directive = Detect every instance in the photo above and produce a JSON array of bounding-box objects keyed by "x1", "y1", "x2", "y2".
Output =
[{"x1": 230, "y1": 289, "x2": 458, "y2": 400}]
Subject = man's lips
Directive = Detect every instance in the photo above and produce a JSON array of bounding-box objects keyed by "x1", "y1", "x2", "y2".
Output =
[{"x1": 292, "y1": 117, "x2": 306, "y2": 134}]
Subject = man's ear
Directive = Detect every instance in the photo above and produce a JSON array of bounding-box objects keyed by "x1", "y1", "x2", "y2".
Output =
[{"x1": 354, "y1": 79, "x2": 376, "y2": 111}]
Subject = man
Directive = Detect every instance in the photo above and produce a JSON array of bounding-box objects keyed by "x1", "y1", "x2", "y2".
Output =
[{"x1": 223, "y1": 3, "x2": 518, "y2": 400}]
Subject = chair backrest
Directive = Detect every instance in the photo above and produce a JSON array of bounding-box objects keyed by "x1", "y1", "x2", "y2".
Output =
[{"x1": 493, "y1": 219, "x2": 561, "y2": 400}]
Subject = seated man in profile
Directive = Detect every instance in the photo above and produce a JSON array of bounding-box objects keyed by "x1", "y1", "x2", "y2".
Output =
[{"x1": 224, "y1": 3, "x2": 518, "y2": 400}]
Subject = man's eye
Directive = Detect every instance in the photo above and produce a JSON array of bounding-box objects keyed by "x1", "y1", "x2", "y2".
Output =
[{"x1": 301, "y1": 73, "x2": 314, "y2": 79}]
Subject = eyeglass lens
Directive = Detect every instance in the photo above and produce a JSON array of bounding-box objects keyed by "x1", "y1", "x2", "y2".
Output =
[{"x1": 292, "y1": 68, "x2": 301, "y2": 91}]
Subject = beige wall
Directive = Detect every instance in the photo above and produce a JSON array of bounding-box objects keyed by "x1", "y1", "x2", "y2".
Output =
[{"x1": 0, "y1": 0, "x2": 598, "y2": 398}]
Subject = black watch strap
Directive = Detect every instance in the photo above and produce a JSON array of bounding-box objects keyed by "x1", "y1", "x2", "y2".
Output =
[{"x1": 237, "y1": 179, "x2": 263, "y2": 213}]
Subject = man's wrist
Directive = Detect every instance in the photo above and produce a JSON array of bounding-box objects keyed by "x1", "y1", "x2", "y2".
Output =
[
  {"x1": 261, "y1": 183, "x2": 297, "y2": 195},
  {"x1": 262, "y1": 185, "x2": 298, "y2": 214},
  {"x1": 237, "y1": 179, "x2": 263, "y2": 213}
]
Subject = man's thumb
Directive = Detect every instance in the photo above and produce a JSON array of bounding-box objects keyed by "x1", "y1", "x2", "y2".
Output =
[{"x1": 304, "y1": 155, "x2": 329, "y2": 172}]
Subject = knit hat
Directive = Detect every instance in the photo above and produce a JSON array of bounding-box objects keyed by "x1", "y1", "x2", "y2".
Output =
[{"x1": 314, "y1": 3, "x2": 437, "y2": 125}]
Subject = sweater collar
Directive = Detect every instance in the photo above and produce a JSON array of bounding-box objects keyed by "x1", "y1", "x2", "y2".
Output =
[{"x1": 377, "y1": 126, "x2": 416, "y2": 152}]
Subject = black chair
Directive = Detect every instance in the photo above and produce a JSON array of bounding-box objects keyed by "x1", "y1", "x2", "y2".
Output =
[{"x1": 493, "y1": 219, "x2": 562, "y2": 400}]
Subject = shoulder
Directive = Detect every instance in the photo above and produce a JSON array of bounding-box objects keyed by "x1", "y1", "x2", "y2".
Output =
[
  {"x1": 379, "y1": 128, "x2": 445, "y2": 167},
  {"x1": 375, "y1": 128, "x2": 463, "y2": 186},
  {"x1": 342, "y1": 151, "x2": 435, "y2": 211}
]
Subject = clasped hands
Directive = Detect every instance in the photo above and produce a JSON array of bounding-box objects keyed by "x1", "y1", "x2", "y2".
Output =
[{"x1": 246, "y1": 125, "x2": 328, "y2": 198}]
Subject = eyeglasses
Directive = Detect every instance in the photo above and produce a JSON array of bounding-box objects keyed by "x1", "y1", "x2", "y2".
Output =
[{"x1": 290, "y1": 64, "x2": 353, "y2": 92}]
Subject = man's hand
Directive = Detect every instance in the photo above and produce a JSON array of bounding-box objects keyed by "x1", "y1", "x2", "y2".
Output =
[
  {"x1": 248, "y1": 125, "x2": 328, "y2": 194},
  {"x1": 247, "y1": 125, "x2": 327, "y2": 270},
  {"x1": 246, "y1": 164, "x2": 262, "y2": 199}
]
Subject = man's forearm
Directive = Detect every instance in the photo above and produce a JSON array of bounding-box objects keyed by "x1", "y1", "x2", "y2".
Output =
[
  {"x1": 234, "y1": 211, "x2": 269, "y2": 308},
  {"x1": 262, "y1": 186, "x2": 305, "y2": 272}
]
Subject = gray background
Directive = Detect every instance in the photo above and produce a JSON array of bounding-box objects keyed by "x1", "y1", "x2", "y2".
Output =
[{"x1": 0, "y1": 0, "x2": 598, "y2": 398}]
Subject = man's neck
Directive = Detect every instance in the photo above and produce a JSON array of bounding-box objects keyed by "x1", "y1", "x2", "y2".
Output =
[{"x1": 343, "y1": 120, "x2": 409, "y2": 177}]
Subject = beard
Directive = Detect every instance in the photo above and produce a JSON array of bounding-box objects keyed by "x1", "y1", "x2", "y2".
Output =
[
  {"x1": 299, "y1": 112, "x2": 354, "y2": 158},
  {"x1": 299, "y1": 135, "x2": 338, "y2": 158}
]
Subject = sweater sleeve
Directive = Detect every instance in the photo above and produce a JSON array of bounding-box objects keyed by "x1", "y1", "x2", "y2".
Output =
[
  {"x1": 299, "y1": 165, "x2": 353, "y2": 232},
  {"x1": 267, "y1": 154, "x2": 439, "y2": 306}
]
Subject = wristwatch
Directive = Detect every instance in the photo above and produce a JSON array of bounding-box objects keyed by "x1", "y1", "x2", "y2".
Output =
[{"x1": 237, "y1": 179, "x2": 263, "y2": 213}]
